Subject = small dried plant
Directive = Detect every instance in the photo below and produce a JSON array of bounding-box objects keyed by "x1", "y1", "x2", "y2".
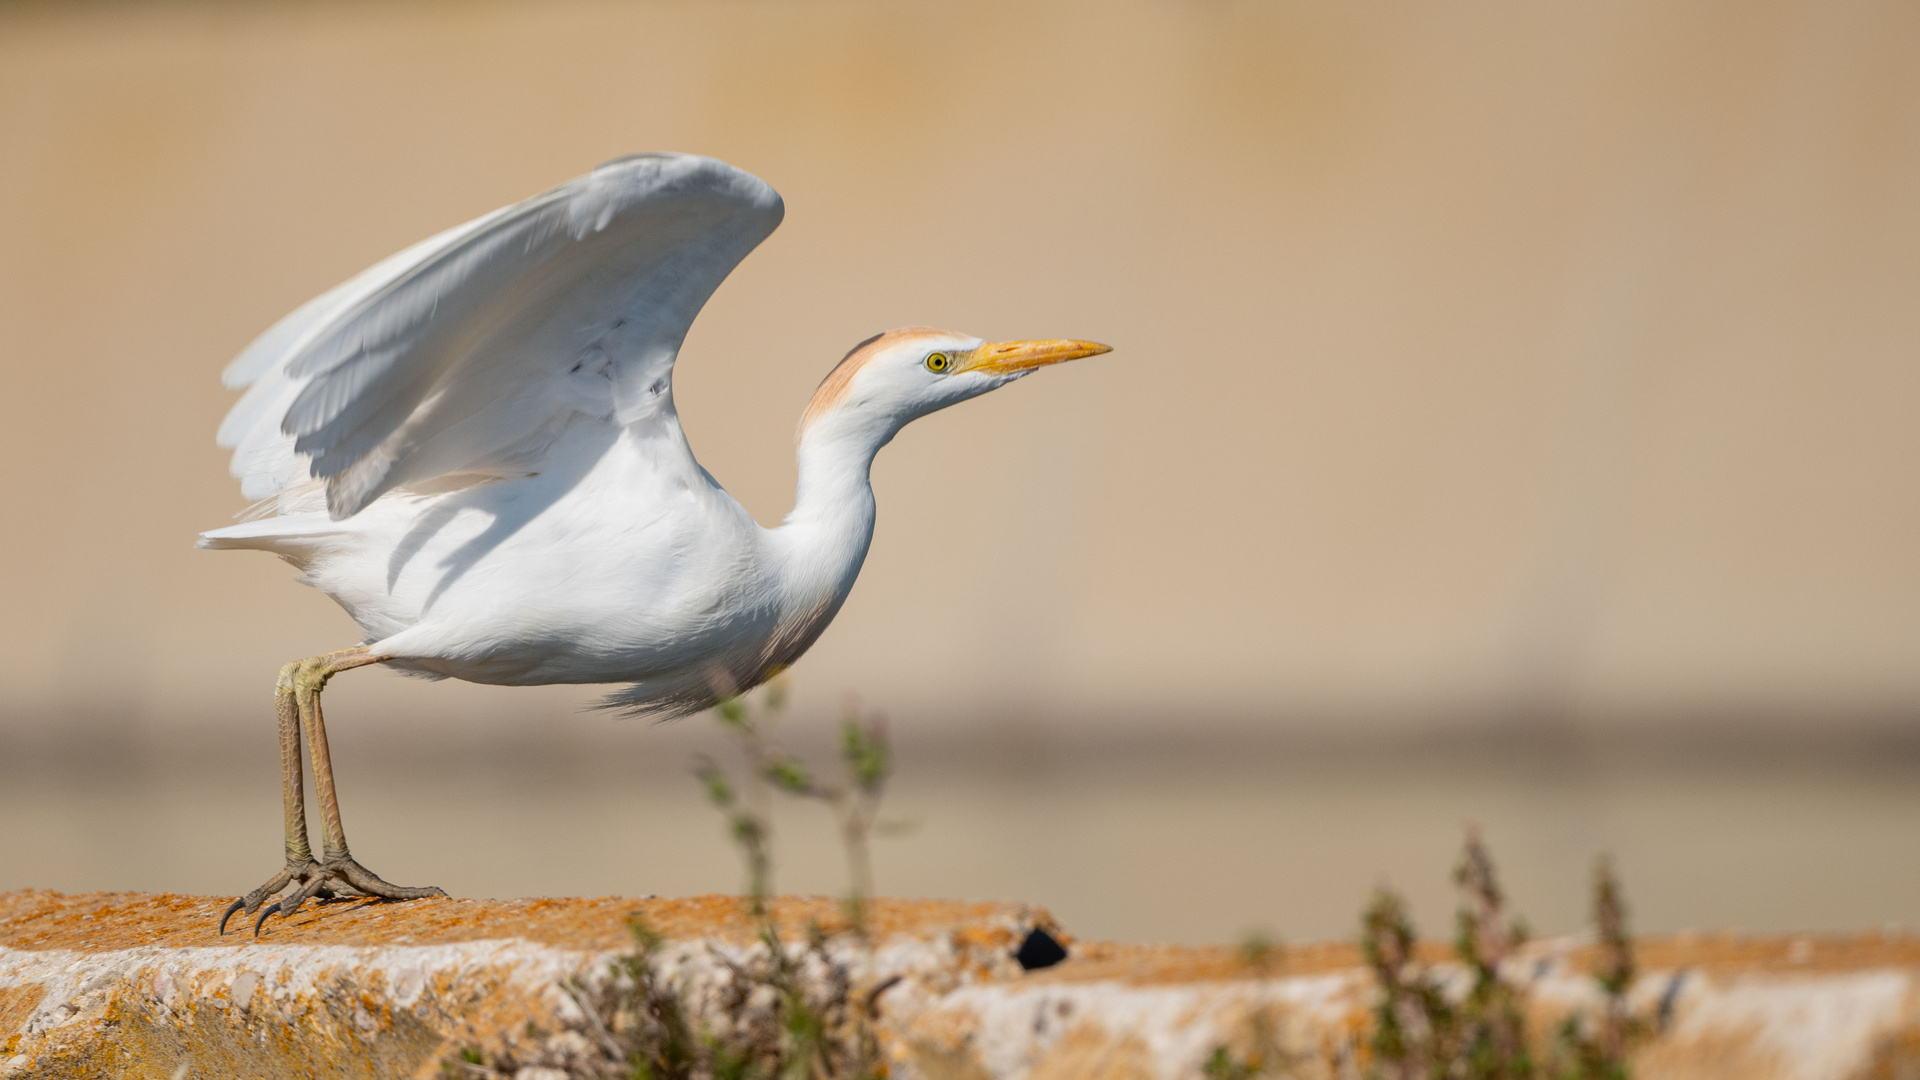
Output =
[
  {"x1": 1360, "y1": 831, "x2": 1646, "y2": 1080},
  {"x1": 444, "y1": 680, "x2": 898, "y2": 1080},
  {"x1": 698, "y1": 681, "x2": 892, "y2": 931},
  {"x1": 1362, "y1": 886, "x2": 1455, "y2": 1080},
  {"x1": 1543, "y1": 858, "x2": 1645, "y2": 1080},
  {"x1": 1451, "y1": 828, "x2": 1536, "y2": 1079}
]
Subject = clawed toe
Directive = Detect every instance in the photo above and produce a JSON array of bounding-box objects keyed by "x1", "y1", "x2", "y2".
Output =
[
  {"x1": 329, "y1": 855, "x2": 448, "y2": 902},
  {"x1": 219, "y1": 857, "x2": 445, "y2": 936},
  {"x1": 217, "y1": 897, "x2": 248, "y2": 936},
  {"x1": 218, "y1": 862, "x2": 305, "y2": 935}
]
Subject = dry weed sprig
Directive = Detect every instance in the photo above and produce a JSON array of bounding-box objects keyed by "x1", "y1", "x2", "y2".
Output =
[
  {"x1": 1361, "y1": 832, "x2": 1646, "y2": 1080},
  {"x1": 442, "y1": 681, "x2": 897, "y2": 1080},
  {"x1": 1544, "y1": 857, "x2": 1647, "y2": 1080},
  {"x1": 1451, "y1": 827, "x2": 1534, "y2": 1079},
  {"x1": 698, "y1": 683, "x2": 893, "y2": 934},
  {"x1": 1362, "y1": 886, "x2": 1452, "y2": 1080}
]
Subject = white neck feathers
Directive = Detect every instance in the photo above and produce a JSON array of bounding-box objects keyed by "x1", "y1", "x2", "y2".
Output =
[{"x1": 774, "y1": 407, "x2": 893, "y2": 605}]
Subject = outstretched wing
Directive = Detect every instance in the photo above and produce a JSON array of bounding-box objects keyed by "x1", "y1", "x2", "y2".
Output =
[{"x1": 216, "y1": 153, "x2": 784, "y2": 519}]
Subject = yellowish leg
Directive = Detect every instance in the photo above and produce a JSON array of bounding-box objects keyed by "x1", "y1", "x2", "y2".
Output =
[
  {"x1": 219, "y1": 663, "x2": 318, "y2": 933},
  {"x1": 220, "y1": 647, "x2": 446, "y2": 935},
  {"x1": 297, "y1": 647, "x2": 386, "y2": 861},
  {"x1": 277, "y1": 662, "x2": 314, "y2": 865}
]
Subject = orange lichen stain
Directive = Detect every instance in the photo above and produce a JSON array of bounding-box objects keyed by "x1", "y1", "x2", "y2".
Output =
[
  {"x1": 1863, "y1": 1026, "x2": 1920, "y2": 1079},
  {"x1": 1629, "y1": 1022, "x2": 1787, "y2": 1080},
  {"x1": 0, "y1": 890, "x2": 1045, "y2": 955},
  {"x1": 1031, "y1": 932, "x2": 1920, "y2": 988},
  {"x1": 1025, "y1": 1020, "x2": 1157, "y2": 1080},
  {"x1": 0, "y1": 984, "x2": 47, "y2": 1053},
  {"x1": 14, "y1": 888, "x2": 1913, "y2": 997},
  {"x1": 1628, "y1": 931, "x2": 1920, "y2": 976},
  {"x1": 1031, "y1": 939, "x2": 1377, "y2": 986},
  {"x1": 904, "y1": 1004, "x2": 994, "y2": 1080}
]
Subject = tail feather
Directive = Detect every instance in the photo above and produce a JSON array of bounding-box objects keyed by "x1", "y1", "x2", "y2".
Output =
[{"x1": 197, "y1": 514, "x2": 343, "y2": 556}]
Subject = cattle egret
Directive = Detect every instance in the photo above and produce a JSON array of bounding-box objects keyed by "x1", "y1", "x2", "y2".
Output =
[{"x1": 201, "y1": 154, "x2": 1109, "y2": 933}]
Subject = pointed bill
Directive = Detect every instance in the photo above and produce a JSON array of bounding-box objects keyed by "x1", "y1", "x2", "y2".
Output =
[{"x1": 963, "y1": 339, "x2": 1112, "y2": 376}]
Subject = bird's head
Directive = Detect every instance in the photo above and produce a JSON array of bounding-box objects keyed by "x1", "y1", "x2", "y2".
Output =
[{"x1": 799, "y1": 327, "x2": 1110, "y2": 445}]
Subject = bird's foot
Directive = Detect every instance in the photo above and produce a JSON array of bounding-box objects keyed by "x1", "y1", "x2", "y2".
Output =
[{"x1": 218, "y1": 855, "x2": 447, "y2": 936}]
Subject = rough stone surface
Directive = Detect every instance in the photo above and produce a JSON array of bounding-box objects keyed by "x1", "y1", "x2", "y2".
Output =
[{"x1": 4, "y1": 890, "x2": 1919, "y2": 1079}]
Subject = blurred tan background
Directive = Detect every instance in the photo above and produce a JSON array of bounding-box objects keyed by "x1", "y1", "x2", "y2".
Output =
[{"x1": 2, "y1": 0, "x2": 1917, "y2": 945}]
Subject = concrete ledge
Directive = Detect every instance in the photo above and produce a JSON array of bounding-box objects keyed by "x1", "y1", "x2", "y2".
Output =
[
  {"x1": 4, "y1": 891, "x2": 1919, "y2": 1079},
  {"x1": 0, "y1": 890, "x2": 1052, "y2": 1079}
]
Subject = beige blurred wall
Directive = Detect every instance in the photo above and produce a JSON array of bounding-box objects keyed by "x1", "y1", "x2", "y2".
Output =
[{"x1": 2, "y1": 0, "x2": 1918, "y2": 740}]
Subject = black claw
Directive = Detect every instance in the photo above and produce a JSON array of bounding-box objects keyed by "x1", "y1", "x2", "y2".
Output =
[
  {"x1": 254, "y1": 892, "x2": 305, "y2": 937},
  {"x1": 218, "y1": 898, "x2": 247, "y2": 936}
]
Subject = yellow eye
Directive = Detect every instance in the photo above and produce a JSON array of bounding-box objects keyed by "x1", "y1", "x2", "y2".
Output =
[{"x1": 925, "y1": 352, "x2": 950, "y2": 373}]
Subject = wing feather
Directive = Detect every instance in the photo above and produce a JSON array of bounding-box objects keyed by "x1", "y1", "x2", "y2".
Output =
[{"x1": 216, "y1": 153, "x2": 783, "y2": 518}]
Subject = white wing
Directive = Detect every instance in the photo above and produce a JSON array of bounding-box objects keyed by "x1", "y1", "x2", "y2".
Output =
[{"x1": 216, "y1": 153, "x2": 784, "y2": 519}]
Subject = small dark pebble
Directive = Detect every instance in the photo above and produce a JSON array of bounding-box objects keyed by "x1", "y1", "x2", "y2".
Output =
[{"x1": 1016, "y1": 927, "x2": 1068, "y2": 971}]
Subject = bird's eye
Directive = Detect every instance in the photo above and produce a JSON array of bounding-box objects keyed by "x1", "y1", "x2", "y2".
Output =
[{"x1": 925, "y1": 353, "x2": 950, "y2": 373}]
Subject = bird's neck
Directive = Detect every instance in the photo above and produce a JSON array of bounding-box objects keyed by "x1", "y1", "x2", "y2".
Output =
[
  {"x1": 772, "y1": 413, "x2": 886, "y2": 597},
  {"x1": 774, "y1": 409, "x2": 901, "y2": 604}
]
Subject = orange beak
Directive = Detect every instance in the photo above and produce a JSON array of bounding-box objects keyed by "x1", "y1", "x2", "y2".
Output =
[{"x1": 964, "y1": 339, "x2": 1112, "y2": 376}]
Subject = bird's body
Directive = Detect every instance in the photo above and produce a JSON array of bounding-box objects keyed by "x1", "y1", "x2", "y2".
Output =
[
  {"x1": 205, "y1": 389, "x2": 861, "y2": 704},
  {"x1": 200, "y1": 152, "x2": 1106, "y2": 930}
]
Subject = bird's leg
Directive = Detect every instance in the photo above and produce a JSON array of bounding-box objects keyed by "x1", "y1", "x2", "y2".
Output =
[
  {"x1": 295, "y1": 647, "x2": 447, "y2": 906},
  {"x1": 222, "y1": 647, "x2": 446, "y2": 935},
  {"x1": 218, "y1": 661, "x2": 322, "y2": 933},
  {"x1": 276, "y1": 661, "x2": 315, "y2": 867},
  {"x1": 299, "y1": 646, "x2": 381, "y2": 862}
]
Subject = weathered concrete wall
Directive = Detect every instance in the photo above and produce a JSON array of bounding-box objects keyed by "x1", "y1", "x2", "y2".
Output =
[{"x1": 4, "y1": 890, "x2": 1919, "y2": 1079}]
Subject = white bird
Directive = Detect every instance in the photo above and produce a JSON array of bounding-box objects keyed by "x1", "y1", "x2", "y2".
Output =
[{"x1": 200, "y1": 153, "x2": 1108, "y2": 932}]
